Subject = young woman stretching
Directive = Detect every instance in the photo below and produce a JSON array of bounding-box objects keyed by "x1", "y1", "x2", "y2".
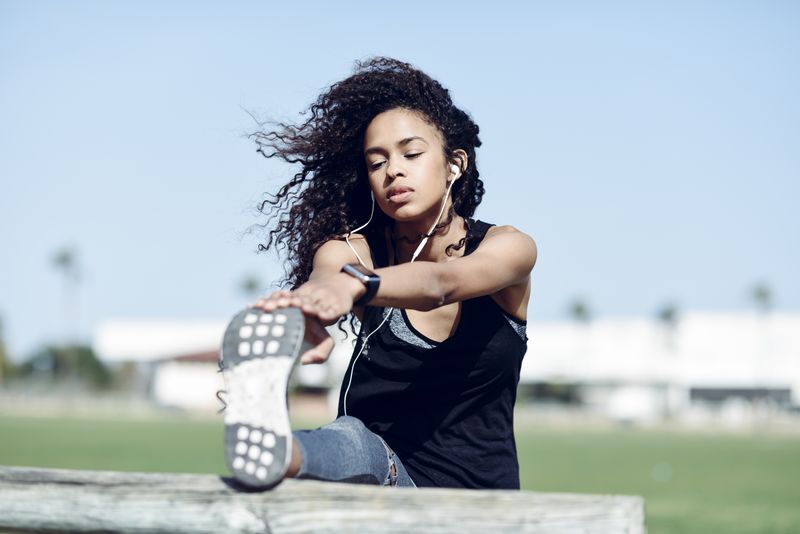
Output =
[{"x1": 219, "y1": 57, "x2": 537, "y2": 491}]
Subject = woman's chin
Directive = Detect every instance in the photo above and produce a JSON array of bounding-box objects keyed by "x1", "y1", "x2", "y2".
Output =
[{"x1": 385, "y1": 205, "x2": 421, "y2": 221}]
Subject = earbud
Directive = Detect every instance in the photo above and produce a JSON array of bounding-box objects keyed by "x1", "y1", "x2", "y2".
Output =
[{"x1": 449, "y1": 164, "x2": 461, "y2": 179}]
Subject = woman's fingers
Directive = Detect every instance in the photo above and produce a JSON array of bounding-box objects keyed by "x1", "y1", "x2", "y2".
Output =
[
  {"x1": 300, "y1": 336, "x2": 335, "y2": 365},
  {"x1": 300, "y1": 313, "x2": 333, "y2": 365},
  {"x1": 250, "y1": 290, "x2": 299, "y2": 311},
  {"x1": 249, "y1": 287, "x2": 346, "y2": 324}
]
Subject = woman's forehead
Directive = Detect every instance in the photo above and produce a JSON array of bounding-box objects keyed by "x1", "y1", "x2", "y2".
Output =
[{"x1": 363, "y1": 108, "x2": 442, "y2": 149}]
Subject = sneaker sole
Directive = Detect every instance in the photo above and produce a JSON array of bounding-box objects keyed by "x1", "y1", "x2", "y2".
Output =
[{"x1": 219, "y1": 306, "x2": 305, "y2": 490}]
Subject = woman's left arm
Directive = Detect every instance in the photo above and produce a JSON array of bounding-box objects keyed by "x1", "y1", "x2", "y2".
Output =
[
  {"x1": 257, "y1": 226, "x2": 536, "y2": 319},
  {"x1": 372, "y1": 226, "x2": 537, "y2": 309},
  {"x1": 253, "y1": 227, "x2": 535, "y2": 364}
]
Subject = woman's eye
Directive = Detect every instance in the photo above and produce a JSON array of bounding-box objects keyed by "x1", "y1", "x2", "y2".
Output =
[
  {"x1": 370, "y1": 161, "x2": 385, "y2": 170},
  {"x1": 405, "y1": 153, "x2": 422, "y2": 159}
]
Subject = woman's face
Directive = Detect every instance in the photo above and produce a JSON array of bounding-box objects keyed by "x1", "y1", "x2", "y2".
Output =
[{"x1": 363, "y1": 107, "x2": 452, "y2": 222}]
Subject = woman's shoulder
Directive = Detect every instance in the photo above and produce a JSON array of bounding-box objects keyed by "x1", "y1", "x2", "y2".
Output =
[
  {"x1": 472, "y1": 223, "x2": 536, "y2": 321},
  {"x1": 479, "y1": 223, "x2": 537, "y2": 254},
  {"x1": 313, "y1": 233, "x2": 375, "y2": 271},
  {"x1": 470, "y1": 221, "x2": 538, "y2": 277}
]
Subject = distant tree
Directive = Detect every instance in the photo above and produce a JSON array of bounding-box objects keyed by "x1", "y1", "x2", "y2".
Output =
[
  {"x1": 656, "y1": 303, "x2": 679, "y2": 327},
  {"x1": 52, "y1": 247, "x2": 81, "y2": 286},
  {"x1": 0, "y1": 316, "x2": 7, "y2": 384},
  {"x1": 750, "y1": 282, "x2": 772, "y2": 314},
  {"x1": 239, "y1": 274, "x2": 263, "y2": 299},
  {"x1": 51, "y1": 246, "x2": 83, "y2": 379},
  {"x1": 17, "y1": 344, "x2": 111, "y2": 390},
  {"x1": 568, "y1": 298, "x2": 591, "y2": 323},
  {"x1": 656, "y1": 302, "x2": 680, "y2": 352}
]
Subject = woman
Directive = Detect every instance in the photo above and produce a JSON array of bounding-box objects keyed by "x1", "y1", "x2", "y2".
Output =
[{"x1": 219, "y1": 57, "x2": 537, "y2": 491}]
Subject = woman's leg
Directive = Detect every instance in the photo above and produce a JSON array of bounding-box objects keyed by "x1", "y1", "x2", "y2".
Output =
[
  {"x1": 220, "y1": 306, "x2": 414, "y2": 489},
  {"x1": 289, "y1": 416, "x2": 416, "y2": 487},
  {"x1": 221, "y1": 307, "x2": 308, "y2": 489}
]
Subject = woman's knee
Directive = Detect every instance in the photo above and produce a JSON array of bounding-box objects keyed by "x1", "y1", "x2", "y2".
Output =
[{"x1": 331, "y1": 415, "x2": 373, "y2": 441}]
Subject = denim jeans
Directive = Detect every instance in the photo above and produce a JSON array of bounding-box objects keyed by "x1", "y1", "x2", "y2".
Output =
[{"x1": 292, "y1": 415, "x2": 417, "y2": 487}]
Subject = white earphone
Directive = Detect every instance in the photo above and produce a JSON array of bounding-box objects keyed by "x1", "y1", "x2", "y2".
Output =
[
  {"x1": 345, "y1": 162, "x2": 461, "y2": 263},
  {"x1": 341, "y1": 160, "x2": 463, "y2": 415}
]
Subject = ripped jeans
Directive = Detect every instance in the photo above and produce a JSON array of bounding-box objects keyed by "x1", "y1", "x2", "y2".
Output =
[{"x1": 292, "y1": 415, "x2": 417, "y2": 488}]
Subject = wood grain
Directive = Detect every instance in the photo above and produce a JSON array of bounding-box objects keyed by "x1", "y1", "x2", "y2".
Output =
[{"x1": 0, "y1": 465, "x2": 645, "y2": 533}]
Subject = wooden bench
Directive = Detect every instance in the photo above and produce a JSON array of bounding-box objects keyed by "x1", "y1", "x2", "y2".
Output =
[{"x1": 0, "y1": 465, "x2": 645, "y2": 533}]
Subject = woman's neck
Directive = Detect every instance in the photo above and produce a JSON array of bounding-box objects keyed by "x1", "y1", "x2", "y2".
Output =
[{"x1": 390, "y1": 214, "x2": 468, "y2": 264}]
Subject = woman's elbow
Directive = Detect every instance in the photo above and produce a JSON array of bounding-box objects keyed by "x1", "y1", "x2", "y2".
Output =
[
  {"x1": 408, "y1": 264, "x2": 448, "y2": 311},
  {"x1": 429, "y1": 264, "x2": 454, "y2": 309}
]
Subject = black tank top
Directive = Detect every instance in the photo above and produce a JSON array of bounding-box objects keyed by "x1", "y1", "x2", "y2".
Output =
[{"x1": 336, "y1": 219, "x2": 528, "y2": 489}]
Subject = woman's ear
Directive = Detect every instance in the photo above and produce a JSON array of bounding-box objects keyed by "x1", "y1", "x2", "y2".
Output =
[{"x1": 449, "y1": 149, "x2": 469, "y2": 176}]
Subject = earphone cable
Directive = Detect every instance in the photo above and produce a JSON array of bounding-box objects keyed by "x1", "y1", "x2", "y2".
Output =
[{"x1": 341, "y1": 171, "x2": 458, "y2": 415}]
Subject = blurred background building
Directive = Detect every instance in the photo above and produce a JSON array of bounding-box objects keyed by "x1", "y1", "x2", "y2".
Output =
[{"x1": 89, "y1": 310, "x2": 800, "y2": 425}]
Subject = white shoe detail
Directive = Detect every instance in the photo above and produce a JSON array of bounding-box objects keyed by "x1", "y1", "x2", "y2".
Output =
[
  {"x1": 223, "y1": 357, "x2": 293, "y2": 437},
  {"x1": 223, "y1": 308, "x2": 303, "y2": 487}
]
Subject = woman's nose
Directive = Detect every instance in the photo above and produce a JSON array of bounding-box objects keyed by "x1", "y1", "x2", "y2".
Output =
[{"x1": 386, "y1": 158, "x2": 405, "y2": 179}]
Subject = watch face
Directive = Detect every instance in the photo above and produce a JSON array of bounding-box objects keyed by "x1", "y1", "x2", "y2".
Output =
[
  {"x1": 342, "y1": 263, "x2": 371, "y2": 281},
  {"x1": 342, "y1": 263, "x2": 380, "y2": 306}
]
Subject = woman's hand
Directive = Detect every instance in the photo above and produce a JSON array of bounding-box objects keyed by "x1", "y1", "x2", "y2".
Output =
[
  {"x1": 250, "y1": 273, "x2": 363, "y2": 364},
  {"x1": 297, "y1": 313, "x2": 335, "y2": 365},
  {"x1": 247, "y1": 298, "x2": 336, "y2": 365},
  {"x1": 253, "y1": 273, "x2": 362, "y2": 325}
]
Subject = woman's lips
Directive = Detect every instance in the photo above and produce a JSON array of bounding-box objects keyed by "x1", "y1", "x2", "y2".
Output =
[{"x1": 388, "y1": 190, "x2": 413, "y2": 203}]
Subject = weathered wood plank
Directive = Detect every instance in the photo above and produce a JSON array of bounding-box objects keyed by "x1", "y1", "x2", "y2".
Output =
[{"x1": 0, "y1": 465, "x2": 645, "y2": 533}]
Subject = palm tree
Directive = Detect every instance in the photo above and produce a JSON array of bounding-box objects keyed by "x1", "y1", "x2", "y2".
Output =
[
  {"x1": 750, "y1": 282, "x2": 774, "y2": 386},
  {"x1": 657, "y1": 302, "x2": 679, "y2": 344},
  {"x1": 52, "y1": 246, "x2": 82, "y2": 337},
  {"x1": 0, "y1": 316, "x2": 7, "y2": 384},
  {"x1": 52, "y1": 248, "x2": 80, "y2": 282},
  {"x1": 750, "y1": 282, "x2": 772, "y2": 314},
  {"x1": 51, "y1": 246, "x2": 82, "y2": 382},
  {"x1": 568, "y1": 298, "x2": 592, "y2": 393},
  {"x1": 239, "y1": 274, "x2": 263, "y2": 300},
  {"x1": 656, "y1": 302, "x2": 682, "y2": 419},
  {"x1": 568, "y1": 298, "x2": 591, "y2": 323},
  {"x1": 656, "y1": 303, "x2": 678, "y2": 326}
]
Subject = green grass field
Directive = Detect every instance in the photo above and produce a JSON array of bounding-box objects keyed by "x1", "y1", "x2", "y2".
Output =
[{"x1": 1, "y1": 414, "x2": 798, "y2": 533}]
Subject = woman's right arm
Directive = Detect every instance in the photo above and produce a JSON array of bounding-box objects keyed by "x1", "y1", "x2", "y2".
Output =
[
  {"x1": 307, "y1": 235, "x2": 374, "y2": 323},
  {"x1": 250, "y1": 235, "x2": 372, "y2": 364},
  {"x1": 255, "y1": 235, "x2": 373, "y2": 325}
]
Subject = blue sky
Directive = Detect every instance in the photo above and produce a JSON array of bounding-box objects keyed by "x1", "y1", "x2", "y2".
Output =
[{"x1": 1, "y1": 1, "x2": 798, "y2": 359}]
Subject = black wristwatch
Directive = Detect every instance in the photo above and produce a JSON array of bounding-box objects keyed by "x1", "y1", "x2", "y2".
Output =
[{"x1": 341, "y1": 263, "x2": 381, "y2": 306}]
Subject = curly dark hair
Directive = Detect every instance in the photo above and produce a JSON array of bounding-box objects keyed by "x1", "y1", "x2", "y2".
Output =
[{"x1": 253, "y1": 56, "x2": 485, "y2": 304}]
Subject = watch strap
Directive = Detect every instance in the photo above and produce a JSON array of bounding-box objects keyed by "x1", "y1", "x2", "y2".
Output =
[{"x1": 341, "y1": 263, "x2": 380, "y2": 306}]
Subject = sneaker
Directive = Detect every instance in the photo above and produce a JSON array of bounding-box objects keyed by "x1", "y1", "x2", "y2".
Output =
[{"x1": 219, "y1": 306, "x2": 308, "y2": 490}]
